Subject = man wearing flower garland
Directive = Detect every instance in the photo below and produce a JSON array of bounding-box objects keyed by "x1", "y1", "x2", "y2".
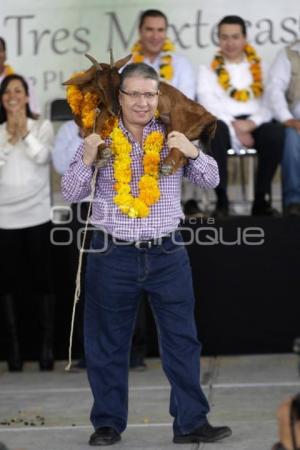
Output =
[
  {"x1": 61, "y1": 62, "x2": 232, "y2": 446},
  {"x1": 197, "y1": 15, "x2": 284, "y2": 218},
  {"x1": 131, "y1": 9, "x2": 202, "y2": 216}
]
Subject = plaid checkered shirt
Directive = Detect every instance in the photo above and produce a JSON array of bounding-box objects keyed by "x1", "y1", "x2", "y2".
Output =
[{"x1": 61, "y1": 117, "x2": 219, "y2": 241}]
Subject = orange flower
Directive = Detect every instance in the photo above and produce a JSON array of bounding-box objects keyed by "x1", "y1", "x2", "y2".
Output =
[
  {"x1": 143, "y1": 153, "x2": 160, "y2": 176},
  {"x1": 101, "y1": 117, "x2": 118, "y2": 139},
  {"x1": 132, "y1": 54, "x2": 144, "y2": 63},
  {"x1": 66, "y1": 85, "x2": 100, "y2": 129},
  {"x1": 67, "y1": 85, "x2": 83, "y2": 116}
]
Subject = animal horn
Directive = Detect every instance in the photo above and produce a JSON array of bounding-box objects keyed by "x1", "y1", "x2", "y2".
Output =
[
  {"x1": 109, "y1": 48, "x2": 114, "y2": 67},
  {"x1": 113, "y1": 54, "x2": 132, "y2": 70},
  {"x1": 85, "y1": 53, "x2": 103, "y2": 71}
]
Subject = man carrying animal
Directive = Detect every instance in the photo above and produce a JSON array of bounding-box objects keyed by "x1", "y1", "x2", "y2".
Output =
[{"x1": 62, "y1": 62, "x2": 232, "y2": 446}]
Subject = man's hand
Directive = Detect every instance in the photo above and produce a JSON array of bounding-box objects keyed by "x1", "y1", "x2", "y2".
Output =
[
  {"x1": 232, "y1": 119, "x2": 256, "y2": 134},
  {"x1": 83, "y1": 133, "x2": 105, "y2": 166},
  {"x1": 232, "y1": 120, "x2": 256, "y2": 148},
  {"x1": 167, "y1": 131, "x2": 199, "y2": 159},
  {"x1": 235, "y1": 130, "x2": 255, "y2": 148},
  {"x1": 284, "y1": 119, "x2": 300, "y2": 133}
]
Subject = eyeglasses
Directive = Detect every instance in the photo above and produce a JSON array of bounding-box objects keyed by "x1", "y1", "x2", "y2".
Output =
[{"x1": 119, "y1": 89, "x2": 159, "y2": 99}]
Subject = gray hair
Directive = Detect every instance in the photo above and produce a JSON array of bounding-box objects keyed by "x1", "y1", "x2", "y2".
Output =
[{"x1": 120, "y1": 63, "x2": 159, "y2": 90}]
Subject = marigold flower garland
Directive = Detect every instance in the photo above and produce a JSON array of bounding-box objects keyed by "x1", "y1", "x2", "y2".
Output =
[
  {"x1": 66, "y1": 79, "x2": 164, "y2": 218},
  {"x1": 110, "y1": 126, "x2": 164, "y2": 218},
  {"x1": 131, "y1": 38, "x2": 175, "y2": 81},
  {"x1": 66, "y1": 83, "x2": 100, "y2": 129},
  {"x1": 211, "y1": 43, "x2": 263, "y2": 102}
]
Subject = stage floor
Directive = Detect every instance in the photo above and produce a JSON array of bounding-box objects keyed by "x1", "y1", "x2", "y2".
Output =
[{"x1": 0, "y1": 354, "x2": 299, "y2": 449}]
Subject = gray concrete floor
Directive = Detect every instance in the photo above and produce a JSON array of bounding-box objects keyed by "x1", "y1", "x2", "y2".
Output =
[{"x1": 1, "y1": 354, "x2": 300, "y2": 450}]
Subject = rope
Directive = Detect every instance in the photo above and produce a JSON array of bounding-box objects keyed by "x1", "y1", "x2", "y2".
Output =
[
  {"x1": 65, "y1": 108, "x2": 101, "y2": 371},
  {"x1": 65, "y1": 166, "x2": 99, "y2": 371}
]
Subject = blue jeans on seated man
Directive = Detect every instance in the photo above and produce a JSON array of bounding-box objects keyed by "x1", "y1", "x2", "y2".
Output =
[
  {"x1": 282, "y1": 127, "x2": 300, "y2": 206},
  {"x1": 84, "y1": 229, "x2": 209, "y2": 435}
]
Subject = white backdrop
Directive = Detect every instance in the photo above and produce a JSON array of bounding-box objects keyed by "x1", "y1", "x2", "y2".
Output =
[{"x1": 1, "y1": 0, "x2": 300, "y2": 113}]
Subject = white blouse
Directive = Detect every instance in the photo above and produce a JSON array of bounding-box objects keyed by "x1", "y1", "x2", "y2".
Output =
[{"x1": 0, "y1": 118, "x2": 54, "y2": 229}]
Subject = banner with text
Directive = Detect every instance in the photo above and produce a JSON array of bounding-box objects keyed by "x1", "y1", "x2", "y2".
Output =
[{"x1": 1, "y1": 0, "x2": 299, "y2": 113}]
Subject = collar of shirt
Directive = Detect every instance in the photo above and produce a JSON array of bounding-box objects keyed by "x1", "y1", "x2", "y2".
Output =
[{"x1": 116, "y1": 115, "x2": 162, "y2": 144}]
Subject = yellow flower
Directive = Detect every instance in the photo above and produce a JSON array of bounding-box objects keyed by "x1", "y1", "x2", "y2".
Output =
[
  {"x1": 131, "y1": 199, "x2": 149, "y2": 218},
  {"x1": 131, "y1": 41, "x2": 142, "y2": 53},
  {"x1": 160, "y1": 64, "x2": 173, "y2": 81},
  {"x1": 67, "y1": 85, "x2": 83, "y2": 116},
  {"x1": 233, "y1": 90, "x2": 250, "y2": 102},
  {"x1": 132, "y1": 54, "x2": 144, "y2": 63},
  {"x1": 219, "y1": 70, "x2": 230, "y2": 86},
  {"x1": 66, "y1": 83, "x2": 100, "y2": 129},
  {"x1": 211, "y1": 60, "x2": 220, "y2": 71},
  {"x1": 162, "y1": 38, "x2": 175, "y2": 52},
  {"x1": 114, "y1": 183, "x2": 131, "y2": 194},
  {"x1": 131, "y1": 38, "x2": 175, "y2": 81},
  {"x1": 82, "y1": 109, "x2": 96, "y2": 129},
  {"x1": 144, "y1": 131, "x2": 164, "y2": 153},
  {"x1": 251, "y1": 83, "x2": 263, "y2": 97},
  {"x1": 161, "y1": 55, "x2": 172, "y2": 64},
  {"x1": 4, "y1": 64, "x2": 14, "y2": 76},
  {"x1": 110, "y1": 123, "x2": 164, "y2": 218},
  {"x1": 143, "y1": 153, "x2": 160, "y2": 176}
]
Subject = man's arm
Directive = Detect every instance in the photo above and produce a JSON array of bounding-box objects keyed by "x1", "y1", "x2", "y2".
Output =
[
  {"x1": 167, "y1": 131, "x2": 219, "y2": 188},
  {"x1": 61, "y1": 133, "x2": 104, "y2": 203},
  {"x1": 265, "y1": 48, "x2": 294, "y2": 123}
]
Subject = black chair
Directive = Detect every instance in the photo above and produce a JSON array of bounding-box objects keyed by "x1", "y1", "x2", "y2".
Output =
[{"x1": 49, "y1": 99, "x2": 73, "y2": 122}]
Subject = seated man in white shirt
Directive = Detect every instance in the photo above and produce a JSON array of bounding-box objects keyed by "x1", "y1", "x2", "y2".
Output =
[
  {"x1": 197, "y1": 15, "x2": 284, "y2": 217},
  {"x1": 265, "y1": 41, "x2": 300, "y2": 217},
  {"x1": 131, "y1": 9, "x2": 202, "y2": 216}
]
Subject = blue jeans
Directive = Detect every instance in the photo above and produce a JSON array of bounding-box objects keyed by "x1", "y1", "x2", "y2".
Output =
[
  {"x1": 282, "y1": 127, "x2": 300, "y2": 206},
  {"x1": 84, "y1": 229, "x2": 209, "y2": 435}
]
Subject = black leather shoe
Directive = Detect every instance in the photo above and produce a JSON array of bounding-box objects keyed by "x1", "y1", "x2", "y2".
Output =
[
  {"x1": 183, "y1": 200, "x2": 205, "y2": 217},
  {"x1": 252, "y1": 200, "x2": 280, "y2": 217},
  {"x1": 129, "y1": 356, "x2": 147, "y2": 372},
  {"x1": 173, "y1": 422, "x2": 232, "y2": 444},
  {"x1": 89, "y1": 427, "x2": 121, "y2": 446},
  {"x1": 284, "y1": 203, "x2": 300, "y2": 217},
  {"x1": 272, "y1": 443, "x2": 286, "y2": 450},
  {"x1": 212, "y1": 206, "x2": 229, "y2": 219}
]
